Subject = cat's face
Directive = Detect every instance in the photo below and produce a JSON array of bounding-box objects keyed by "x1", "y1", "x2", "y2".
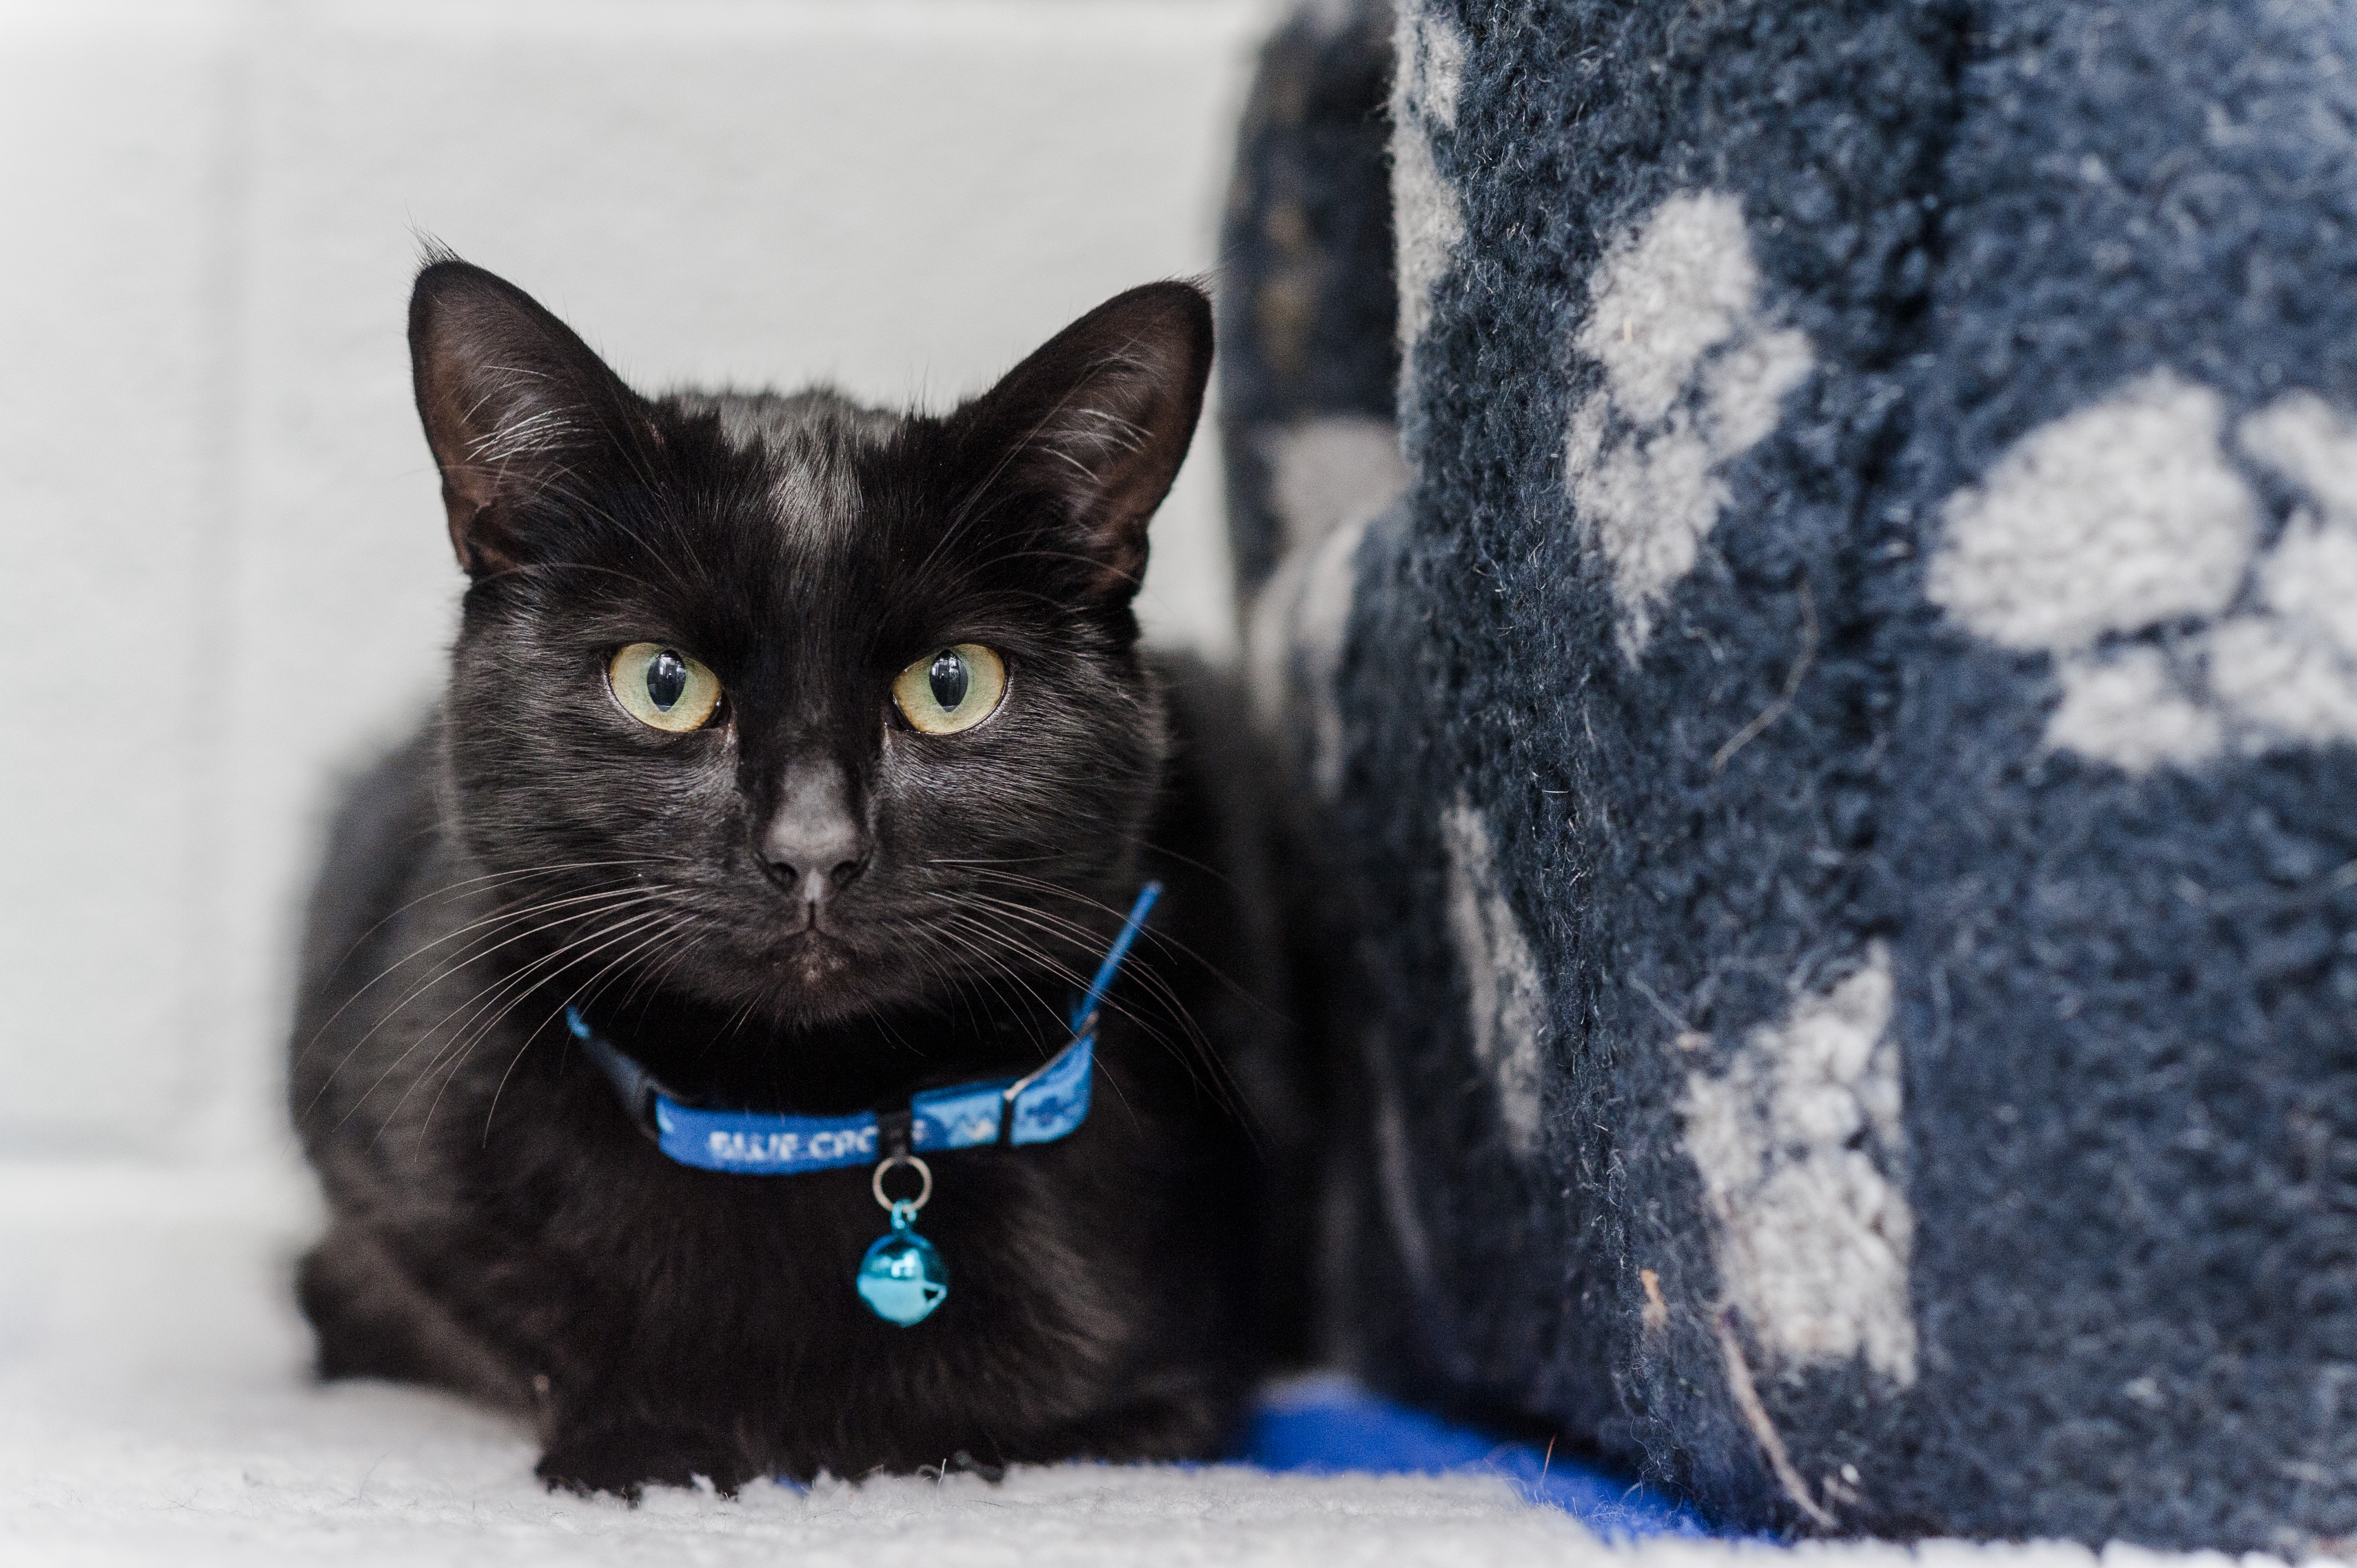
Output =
[{"x1": 409, "y1": 260, "x2": 1212, "y2": 1030}]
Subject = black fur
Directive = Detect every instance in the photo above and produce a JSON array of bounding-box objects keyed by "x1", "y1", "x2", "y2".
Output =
[{"x1": 290, "y1": 259, "x2": 1287, "y2": 1498}]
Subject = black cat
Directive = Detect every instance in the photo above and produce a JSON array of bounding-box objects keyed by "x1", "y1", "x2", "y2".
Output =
[{"x1": 289, "y1": 257, "x2": 1293, "y2": 1498}]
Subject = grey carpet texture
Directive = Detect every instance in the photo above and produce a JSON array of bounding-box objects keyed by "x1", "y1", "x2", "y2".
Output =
[{"x1": 1225, "y1": 0, "x2": 2357, "y2": 1550}]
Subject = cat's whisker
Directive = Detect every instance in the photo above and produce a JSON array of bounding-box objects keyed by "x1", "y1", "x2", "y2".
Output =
[
  {"x1": 301, "y1": 885, "x2": 680, "y2": 1126},
  {"x1": 957, "y1": 865, "x2": 1273, "y2": 1018},
  {"x1": 935, "y1": 893, "x2": 1244, "y2": 1125},
  {"x1": 919, "y1": 901, "x2": 1094, "y2": 999},
  {"x1": 914, "y1": 886, "x2": 1089, "y2": 986},
  {"x1": 899, "y1": 907, "x2": 1041, "y2": 1034},
  {"x1": 712, "y1": 989, "x2": 766, "y2": 1055},
  {"x1": 393, "y1": 900, "x2": 698, "y2": 1157},
  {"x1": 866, "y1": 1010, "x2": 923, "y2": 1061},
  {"x1": 298, "y1": 874, "x2": 676, "y2": 1078},
  {"x1": 305, "y1": 895, "x2": 665, "y2": 1133},
  {"x1": 409, "y1": 900, "x2": 685, "y2": 1091},
  {"x1": 611, "y1": 911, "x2": 716, "y2": 1016},
  {"x1": 924, "y1": 911, "x2": 1155, "y2": 1131},
  {"x1": 308, "y1": 876, "x2": 653, "y2": 1061},
  {"x1": 348, "y1": 900, "x2": 681, "y2": 1143},
  {"x1": 886, "y1": 900, "x2": 1140, "y2": 1132},
  {"x1": 362, "y1": 920, "x2": 673, "y2": 1152},
  {"x1": 562, "y1": 911, "x2": 707, "y2": 1036},
  {"x1": 936, "y1": 901, "x2": 1126, "y2": 1000},
  {"x1": 918, "y1": 901, "x2": 1208, "y2": 1091},
  {"x1": 924, "y1": 913, "x2": 1077, "y2": 1048},
  {"x1": 459, "y1": 909, "x2": 710, "y2": 1154},
  {"x1": 318, "y1": 869, "x2": 678, "y2": 1013},
  {"x1": 325, "y1": 855, "x2": 685, "y2": 978},
  {"x1": 918, "y1": 899, "x2": 1095, "y2": 1017},
  {"x1": 955, "y1": 893, "x2": 1205, "y2": 1027},
  {"x1": 626, "y1": 926, "x2": 720, "y2": 1021}
]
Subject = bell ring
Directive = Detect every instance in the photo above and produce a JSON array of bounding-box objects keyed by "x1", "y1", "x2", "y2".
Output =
[{"x1": 857, "y1": 1154, "x2": 948, "y2": 1327}]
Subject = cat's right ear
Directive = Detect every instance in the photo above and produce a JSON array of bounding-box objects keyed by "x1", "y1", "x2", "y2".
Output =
[{"x1": 409, "y1": 258, "x2": 645, "y2": 578}]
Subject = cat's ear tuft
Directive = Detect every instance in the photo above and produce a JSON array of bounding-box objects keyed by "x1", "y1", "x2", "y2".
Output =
[
  {"x1": 962, "y1": 282, "x2": 1214, "y2": 600},
  {"x1": 409, "y1": 259, "x2": 645, "y2": 578}
]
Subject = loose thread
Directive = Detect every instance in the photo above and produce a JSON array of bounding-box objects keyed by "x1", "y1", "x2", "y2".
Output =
[
  {"x1": 1712, "y1": 579, "x2": 1818, "y2": 773},
  {"x1": 1715, "y1": 1308, "x2": 1837, "y2": 1529}
]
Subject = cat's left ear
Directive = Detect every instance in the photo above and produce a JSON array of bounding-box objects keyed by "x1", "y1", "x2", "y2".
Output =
[{"x1": 959, "y1": 282, "x2": 1214, "y2": 600}]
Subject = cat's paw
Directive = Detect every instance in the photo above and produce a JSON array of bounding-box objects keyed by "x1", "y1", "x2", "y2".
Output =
[{"x1": 536, "y1": 1425, "x2": 757, "y2": 1503}]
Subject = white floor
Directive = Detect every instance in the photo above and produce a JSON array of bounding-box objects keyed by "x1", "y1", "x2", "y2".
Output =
[{"x1": 0, "y1": 1162, "x2": 2267, "y2": 1568}]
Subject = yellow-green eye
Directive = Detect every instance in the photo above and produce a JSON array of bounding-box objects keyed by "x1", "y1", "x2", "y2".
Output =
[
  {"x1": 608, "y1": 643, "x2": 722, "y2": 733},
  {"x1": 892, "y1": 644, "x2": 1006, "y2": 735}
]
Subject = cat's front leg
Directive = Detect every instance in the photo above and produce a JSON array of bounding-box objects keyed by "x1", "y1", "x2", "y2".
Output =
[
  {"x1": 297, "y1": 1224, "x2": 533, "y2": 1412},
  {"x1": 535, "y1": 1412, "x2": 764, "y2": 1502}
]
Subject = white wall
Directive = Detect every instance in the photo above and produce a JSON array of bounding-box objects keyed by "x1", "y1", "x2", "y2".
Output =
[{"x1": 0, "y1": 0, "x2": 1268, "y2": 1163}]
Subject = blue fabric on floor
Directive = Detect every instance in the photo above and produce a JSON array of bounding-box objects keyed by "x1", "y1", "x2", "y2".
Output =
[{"x1": 1245, "y1": 1379, "x2": 1710, "y2": 1539}]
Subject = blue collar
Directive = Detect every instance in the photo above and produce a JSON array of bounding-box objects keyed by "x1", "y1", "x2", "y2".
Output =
[{"x1": 566, "y1": 881, "x2": 1161, "y2": 1177}]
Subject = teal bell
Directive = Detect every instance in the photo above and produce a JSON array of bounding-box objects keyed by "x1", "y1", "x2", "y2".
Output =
[
  {"x1": 858, "y1": 1203, "x2": 947, "y2": 1325},
  {"x1": 860, "y1": 1151, "x2": 946, "y2": 1327}
]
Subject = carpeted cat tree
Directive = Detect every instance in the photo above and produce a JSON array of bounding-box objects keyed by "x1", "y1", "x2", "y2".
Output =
[{"x1": 1226, "y1": 0, "x2": 2357, "y2": 1550}]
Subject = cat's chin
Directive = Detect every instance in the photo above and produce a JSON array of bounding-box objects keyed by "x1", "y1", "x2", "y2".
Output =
[
  {"x1": 775, "y1": 930, "x2": 854, "y2": 986},
  {"x1": 728, "y1": 931, "x2": 915, "y2": 1027}
]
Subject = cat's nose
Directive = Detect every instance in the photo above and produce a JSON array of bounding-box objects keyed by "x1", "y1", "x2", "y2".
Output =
[{"x1": 760, "y1": 760, "x2": 872, "y2": 904}]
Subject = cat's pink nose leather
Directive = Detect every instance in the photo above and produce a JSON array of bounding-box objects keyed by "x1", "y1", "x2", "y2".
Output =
[{"x1": 761, "y1": 759, "x2": 871, "y2": 903}]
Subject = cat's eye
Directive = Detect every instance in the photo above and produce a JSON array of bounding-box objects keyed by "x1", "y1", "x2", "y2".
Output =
[
  {"x1": 891, "y1": 644, "x2": 1006, "y2": 736},
  {"x1": 608, "y1": 643, "x2": 723, "y2": 733}
]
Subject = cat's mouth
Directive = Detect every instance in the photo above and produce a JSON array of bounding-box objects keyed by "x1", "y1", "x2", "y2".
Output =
[{"x1": 771, "y1": 916, "x2": 857, "y2": 982}]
